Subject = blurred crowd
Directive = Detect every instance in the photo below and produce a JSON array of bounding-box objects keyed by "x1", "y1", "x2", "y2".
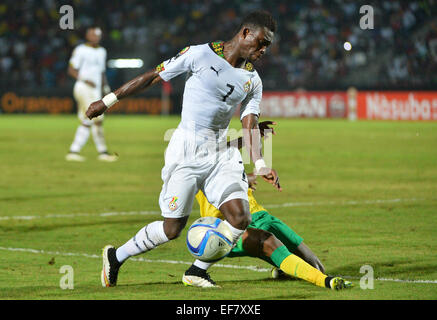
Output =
[{"x1": 0, "y1": 0, "x2": 436, "y2": 91}]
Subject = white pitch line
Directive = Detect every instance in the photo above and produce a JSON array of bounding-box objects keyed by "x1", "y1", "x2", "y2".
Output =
[
  {"x1": 1, "y1": 197, "x2": 434, "y2": 221},
  {"x1": 1, "y1": 246, "x2": 436, "y2": 284},
  {"x1": 338, "y1": 275, "x2": 437, "y2": 284},
  {"x1": 0, "y1": 246, "x2": 270, "y2": 272},
  {"x1": 264, "y1": 197, "x2": 430, "y2": 209},
  {"x1": 0, "y1": 210, "x2": 161, "y2": 221}
]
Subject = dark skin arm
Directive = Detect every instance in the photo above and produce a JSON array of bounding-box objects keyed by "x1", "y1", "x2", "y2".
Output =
[
  {"x1": 86, "y1": 69, "x2": 162, "y2": 119},
  {"x1": 241, "y1": 114, "x2": 262, "y2": 162},
  {"x1": 241, "y1": 115, "x2": 281, "y2": 191},
  {"x1": 228, "y1": 120, "x2": 277, "y2": 190},
  {"x1": 227, "y1": 120, "x2": 276, "y2": 149}
]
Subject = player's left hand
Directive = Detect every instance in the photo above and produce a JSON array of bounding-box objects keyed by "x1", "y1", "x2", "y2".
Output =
[
  {"x1": 258, "y1": 120, "x2": 276, "y2": 138},
  {"x1": 86, "y1": 100, "x2": 107, "y2": 119},
  {"x1": 258, "y1": 168, "x2": 282, "y2": 191}
]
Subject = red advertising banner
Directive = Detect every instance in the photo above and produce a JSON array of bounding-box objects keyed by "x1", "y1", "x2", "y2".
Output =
[
  {"x1": 260, "y1": 91, "x2": 348, "y2": 118},
  {"x1": 356, "y1": 91, "x2": 437, "y2": 121}
]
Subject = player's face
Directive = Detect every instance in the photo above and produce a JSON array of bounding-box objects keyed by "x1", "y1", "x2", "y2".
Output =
[
  {"x1": 86, "y1": 28, "x2": 102, "y2": 45},
  {"x1": 241, "y1": 26, "x2": 273, "y2": 62}
]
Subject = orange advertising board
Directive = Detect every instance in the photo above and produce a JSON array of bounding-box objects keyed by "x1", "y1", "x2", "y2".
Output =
[
  {"x1": 1, "y1": 92, "x2": 74, "y2": 113},
  {"x1": 0, "y1": 91, "x2": 172, "y2": 115}
]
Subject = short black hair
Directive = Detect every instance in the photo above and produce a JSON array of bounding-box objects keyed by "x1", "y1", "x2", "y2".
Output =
[{"x1": 239, "y1": 10, "x2": 277, "y2": 33}]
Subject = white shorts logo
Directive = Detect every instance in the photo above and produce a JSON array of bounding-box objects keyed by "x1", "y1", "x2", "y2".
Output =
[{"x1": 168, "y1": 196, "x2": 179, "y2": 211}]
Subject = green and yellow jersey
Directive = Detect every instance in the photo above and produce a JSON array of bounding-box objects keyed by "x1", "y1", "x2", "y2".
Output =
[
  {"x1": 195, "y1": 188, "x2": 304, "y2": 259},
  {"x1": 196, "y1": 188, "x2": 266, "y2": 218}
]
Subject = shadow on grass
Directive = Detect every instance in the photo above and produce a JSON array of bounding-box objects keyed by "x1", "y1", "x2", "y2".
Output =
[
  {"x1": 326, "y1": 258, "x2": 437, "y2": 280},
  {"x1": 115, "y1": 278, "x2": 317, "y2": 300},
  {"x1": 0, "y1": 277, "x2": 328, "y2": 300}
]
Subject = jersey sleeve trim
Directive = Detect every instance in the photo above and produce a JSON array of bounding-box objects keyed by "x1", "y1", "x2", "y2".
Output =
[{"x1": 156, "y1": 46, "x2": 195, "y2": 82}]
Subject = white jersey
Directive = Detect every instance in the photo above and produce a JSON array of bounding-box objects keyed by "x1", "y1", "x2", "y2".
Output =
[
  {"x1": 156, "y1": 42, "x2": 262, "y2": 143},
  {"x1": 69, "y1": 43, "x2": 106, "y2": 90}
]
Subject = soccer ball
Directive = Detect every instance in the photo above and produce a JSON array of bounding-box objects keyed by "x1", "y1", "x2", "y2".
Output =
[{"x1": 186, "y1": 217, "x2": 233, "y2": 262}]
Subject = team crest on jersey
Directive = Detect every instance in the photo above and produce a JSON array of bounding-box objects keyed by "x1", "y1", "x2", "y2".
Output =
[
  {"x1": 168, "y1": 196, "x2": 179, "y2": 211},
  {"x1": 243, "y1": 79, "x2": 251, "y2": 92}
]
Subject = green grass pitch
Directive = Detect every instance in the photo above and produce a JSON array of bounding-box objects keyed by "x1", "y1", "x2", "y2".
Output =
[{"x1": 0, "y1": 114, "x2": 436, "y2": 300}]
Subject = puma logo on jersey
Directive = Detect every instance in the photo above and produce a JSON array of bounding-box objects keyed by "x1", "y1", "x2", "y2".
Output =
[
  {"x1": 242, "y1": 171, "x2": 248, "y2": 183},
  {"x1": 210, "y1": 66, "x2": 221, "y2": 76}
]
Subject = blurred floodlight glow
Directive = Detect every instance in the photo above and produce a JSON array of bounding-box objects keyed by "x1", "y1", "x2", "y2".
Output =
[
  {"x1": 107, "y1": 59, "x2": 144, "y2": 68},
  {"x1": 343, "y1": 42, "x2": 352, "y2": 51}
]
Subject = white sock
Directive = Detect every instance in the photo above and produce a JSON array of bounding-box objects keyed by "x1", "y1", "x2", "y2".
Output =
[
  {"x1": 91, "y1": 124, "x2": 108, "y2": 154},
  {"x1": 115, "y1": 221, "x2": 169, "y2": 263},
  {"x1": 69, "y1": 125, "x2": 90, "y2": 153},
  {"x1": 193, "y1": 259, "x2": 213, "y2": 270},
  {"x1": 223, "y1": 220, "x2": 246, "y2": 244},
  {"x1": 193, "y1": 220, "x2": 246, "y2": 271}
]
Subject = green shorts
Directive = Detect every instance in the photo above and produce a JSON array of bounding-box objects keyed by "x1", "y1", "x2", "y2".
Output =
[{"x1": 228, "y1": 210, "x2": 304, "y2": 263}]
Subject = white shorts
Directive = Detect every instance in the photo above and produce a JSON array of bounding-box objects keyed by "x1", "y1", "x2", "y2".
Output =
[
  {"x1": 159, "y1": 128, "x2": 249, "y2": 218},
  {"x1": 73, "y1": 81, "x2": 104, "y2": 126}
]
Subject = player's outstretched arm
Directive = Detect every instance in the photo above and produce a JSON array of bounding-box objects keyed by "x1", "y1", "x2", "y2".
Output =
[
  {"x1": 241, "y1": 115, "x2": 281, "y2": 191},
  {"x1": 86, "y1": 69, "x2": 162, "y2": 119},
  {"x1": 228, "y1": 120, "x2": 276, "y2": 149}
]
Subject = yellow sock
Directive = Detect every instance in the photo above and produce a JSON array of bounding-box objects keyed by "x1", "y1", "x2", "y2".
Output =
[{"x1": 279, "y1": 254, "x2": 327, "y2": 288}]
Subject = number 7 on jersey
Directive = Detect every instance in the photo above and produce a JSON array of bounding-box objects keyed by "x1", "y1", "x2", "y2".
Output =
[{"x1": 222, "y1": 83, "x2": 235, "y2": 102}]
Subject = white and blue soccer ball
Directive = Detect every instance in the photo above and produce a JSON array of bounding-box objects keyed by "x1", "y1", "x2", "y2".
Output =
[{"x1": 186, "y1": 217, "x2": 233, "y2": 262}]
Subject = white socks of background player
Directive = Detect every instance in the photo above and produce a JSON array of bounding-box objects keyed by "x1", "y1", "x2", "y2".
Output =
[
  {"x1": 91, "y1": 124, "x2": 108, "y2": 154},
  {"x1": 193, "y1": 220, "x2": 246, "y2": 270},
  {"x1": 115, "y1": 221, "x2": 169, "y2": 264},
  {"x1": 69, "y1": 124, "x2": 108, "y2": 154},
  {"x1": 69, "y1": 125, "x2": 90, "y2": 153}
]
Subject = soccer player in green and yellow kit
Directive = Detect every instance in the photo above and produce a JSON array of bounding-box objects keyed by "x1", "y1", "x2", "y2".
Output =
[{"x1": 182, "y1": 122, "x2": 353, "y2": 290}]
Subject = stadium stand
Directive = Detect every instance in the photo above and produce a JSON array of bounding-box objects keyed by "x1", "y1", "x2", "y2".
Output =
[{"x1": 0, "y1": 0, "x2": 436, "y2": 91}]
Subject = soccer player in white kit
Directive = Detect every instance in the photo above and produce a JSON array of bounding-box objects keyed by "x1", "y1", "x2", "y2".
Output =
[
  {"x1": 86, "y1": 11, "x2": 281, "y2": 287},
  {"x1": 66, "y1": 26, "x2": 118, "y2": 162}
]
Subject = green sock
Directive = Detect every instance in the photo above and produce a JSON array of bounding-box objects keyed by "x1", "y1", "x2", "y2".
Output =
[{"x1": 270, "y1": 245, "x2": 291, "y2": 267}]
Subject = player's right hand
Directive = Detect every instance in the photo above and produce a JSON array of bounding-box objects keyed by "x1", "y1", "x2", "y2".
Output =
[{"x1": 86, "y1": 100, "x2": 107, "y2": 119}]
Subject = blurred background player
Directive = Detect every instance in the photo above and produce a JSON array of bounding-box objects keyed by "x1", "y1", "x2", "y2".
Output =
[{"x1": 65, "y1": 26, "x2": 118, "y2": 162}]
